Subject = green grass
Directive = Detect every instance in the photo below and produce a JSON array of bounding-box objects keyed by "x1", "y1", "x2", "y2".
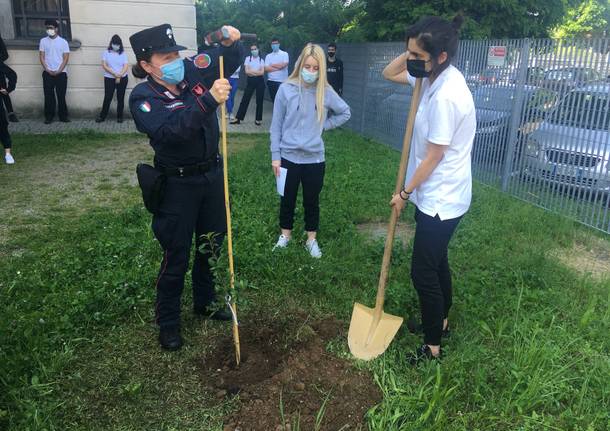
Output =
[{"x1": 0, "y1": 130, "x2": 609, "y2": 430}]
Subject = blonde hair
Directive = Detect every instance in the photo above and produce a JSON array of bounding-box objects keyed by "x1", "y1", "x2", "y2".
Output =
[{"x1": 287, "y1": 43, "x2": 328, "y2": 123}]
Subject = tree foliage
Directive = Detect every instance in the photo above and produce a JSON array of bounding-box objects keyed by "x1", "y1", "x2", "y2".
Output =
[{"x1": 552, "y1": 0, "x2": 610, "y2": 38}]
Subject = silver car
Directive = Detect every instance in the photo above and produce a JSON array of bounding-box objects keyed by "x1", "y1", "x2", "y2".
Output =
[{"x1": 523, "y1": 82, "x2": 610, "y2": 196}]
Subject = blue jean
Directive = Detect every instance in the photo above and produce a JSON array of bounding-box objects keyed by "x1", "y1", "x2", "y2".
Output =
[{"x1": 227, "y1": 77, "x2": 239, "y2": 114}]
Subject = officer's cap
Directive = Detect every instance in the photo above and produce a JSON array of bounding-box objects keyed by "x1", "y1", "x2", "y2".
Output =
[{"x1": 130, "y1": 24, "x2": 187, "y2": 59}]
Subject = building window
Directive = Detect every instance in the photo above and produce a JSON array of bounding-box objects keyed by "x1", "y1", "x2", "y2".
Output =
[{"x1": 12, "y1": 0, "x2": 72, "y2": 40}]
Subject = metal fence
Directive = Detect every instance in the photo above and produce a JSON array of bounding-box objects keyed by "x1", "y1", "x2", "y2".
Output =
[{"x1": 338, "y1": 39, "x2": 610, "y2": 234}]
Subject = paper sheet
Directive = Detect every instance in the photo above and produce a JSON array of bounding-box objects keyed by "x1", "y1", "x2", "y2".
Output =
[{"x1": 276, "y1": 167, "x2": 288, "y2": 196}]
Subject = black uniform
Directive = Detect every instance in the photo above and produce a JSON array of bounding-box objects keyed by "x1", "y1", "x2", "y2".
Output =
[
  {"x1": 0, "y1": 62, "x2": 16, "y2": 149},
  {"x1": 129, "y1": 43, "x2": 241, "y2": 329},
  {"x1": 326, "y1": 57, "x2": 343, "y2": 95}
]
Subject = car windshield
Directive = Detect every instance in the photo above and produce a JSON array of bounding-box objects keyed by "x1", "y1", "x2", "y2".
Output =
[
  {"x1": 550, "y1": 91, "x2": 610, "y2": 130},
  {"x1": 474, "y1": 87, "x2": 516, "y2": 111}
]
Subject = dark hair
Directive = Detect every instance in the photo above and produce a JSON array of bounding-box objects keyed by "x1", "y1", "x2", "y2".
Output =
[
  {"x1": 44, "y1": 19, "x2": 59, "y2": 28},
  {"x1": 107, "y1": 34, "x2": 124, "y2": 54},
  {"x1": 328, "y1": 42, "x2": 337, "y2": 49},
  {"x1": 132, "y1": 51, "x2": 152, "y2": 79},
  {"x1": 250, "y1": 43, "x2": 259, "y2": 49},
  {"x1": 405, "y1": 15, "x2": 464, "y2": 74},
  {"x1": 271, "y1": 37, "x2": 279, "y2": 43}
]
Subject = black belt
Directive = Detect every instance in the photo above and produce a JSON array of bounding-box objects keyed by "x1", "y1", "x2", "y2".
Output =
[{"x1": 157, "y1": 156, "x2": 221, "y2": 177}]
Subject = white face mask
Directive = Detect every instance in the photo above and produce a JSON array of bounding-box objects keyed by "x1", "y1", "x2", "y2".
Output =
[
  {"x1": 111, "y1": 44, "x2": 120, "y2": 52},
  {"x1": 46, "y1": 29, "x2": 56, "y2": 37}
]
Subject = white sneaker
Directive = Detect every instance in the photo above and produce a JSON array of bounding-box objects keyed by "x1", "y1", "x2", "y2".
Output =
[
  {"x1": 306, "y1": 239, "x2": 322, "y2": 259},
  {"x1": 273, "y1": 234, "x2": 290, "y2": 250},
  {"x1": 5, "y1": 154, "x2": 14, "y2": 164}
]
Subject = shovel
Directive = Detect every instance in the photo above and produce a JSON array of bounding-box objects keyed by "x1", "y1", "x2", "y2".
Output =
[
  {"x1": 348, "y1": 77, "x2": 423, "y2": 360},
  {"x1": 219, "y1": 56, "x2": 241, "y2": 365}
]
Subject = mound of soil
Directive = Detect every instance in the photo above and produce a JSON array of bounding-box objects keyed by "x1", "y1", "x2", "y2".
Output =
[{"x1": 198, "y1": 314, "x2": 382, "y2": 430}]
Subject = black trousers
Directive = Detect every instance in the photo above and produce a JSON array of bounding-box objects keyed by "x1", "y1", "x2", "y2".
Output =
[
  {"x1": 42, "y1": 71, "x2": 68, "y2": 121},
  {"x1": 267, "y1": 80, "x2": 281, "y2": 102},
  {"x1": 151, "y1": 168, "x2": 227, "y2": 329},
  {"x1": 99, "y1": 76, "x2": 128, "y2": 119},
  {"x1": 236, "y1": 76, "x2": 264, "y2": 121},
  {"x1": 411, "y1": 207, "x2": 462, "y2": 346},
  {"x1": 279, "y1": 158, "x2": 325, "y2": 232},
  {"x1": 0, "y1": 97, "x2": 10, "y2": 149},
  {"x1": 1, "y1": 93, "x2": 14, "y2": 114}
]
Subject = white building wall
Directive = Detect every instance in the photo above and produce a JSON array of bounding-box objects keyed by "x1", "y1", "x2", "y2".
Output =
[{"x1": 3, "y1": 0, "x2": 198, "y2": 117}]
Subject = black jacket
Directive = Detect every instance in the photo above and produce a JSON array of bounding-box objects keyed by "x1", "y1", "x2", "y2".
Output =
[
  {"x1": 0, "y1": 62, "x2": 17, "y2": 93},
  {"x1": 129, "y1": 43, "x2": 242, "y2": 168}
]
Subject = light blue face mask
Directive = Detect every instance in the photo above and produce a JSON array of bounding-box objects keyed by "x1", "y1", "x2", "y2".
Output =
[
  {"x1": 111, "y1": 44, "x2": 120, "y2": 52},
  {"x1": 251, "y1": 49, "x2": 259, "y2": 57},
  {"x1": 301, "y1": 68, "x2": 319, "y2": 84},
  {"x1": 157, "y1": 58, "x2": 184, "y2": 84},
  {"x1": 271, "y1": 43, "x2": 280, "y2": 53}
]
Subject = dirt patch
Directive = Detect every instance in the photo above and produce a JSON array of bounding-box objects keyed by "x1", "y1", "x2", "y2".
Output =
[
  {"x1": 554, "y1": 236, "x2": 610, "y2": 280},
  {"x1": 356, "y1": 221, "x2": 415, "y2": 245},
  {"x1": 198, "y1": 314, "x2": 382, "y2": 431}
]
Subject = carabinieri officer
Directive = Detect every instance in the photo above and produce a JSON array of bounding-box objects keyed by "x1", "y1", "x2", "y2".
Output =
[{"x1": 129, "y1": 24, "x2": 242, "y2": 351}]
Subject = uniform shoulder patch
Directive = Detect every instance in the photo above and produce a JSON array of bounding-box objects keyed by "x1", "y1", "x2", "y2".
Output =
[
  {"x1": 193, "y1": 53, "x2": 212, "y2": 69},
  {"x1": 139, "y1": 101, "x2": 152, "y2": 113}
]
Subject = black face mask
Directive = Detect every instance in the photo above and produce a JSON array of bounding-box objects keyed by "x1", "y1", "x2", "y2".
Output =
[
  {"x1": 406, "y1": 59, "x2": 431, "y2": 78},
  {"x1": 328, "y1": 52, "x2": 335, "y2": 58}
]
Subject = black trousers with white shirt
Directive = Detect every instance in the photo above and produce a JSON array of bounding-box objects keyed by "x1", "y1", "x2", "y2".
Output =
[
  {"x1": 99, "y1": 76, "x2": 128, "y2": 120},
  {"x1": 411, "y1": 207, "x2": 462, "y2": 346},
  {"x1": 42, "y1": 71, "x2": 68, "y2": 121}
]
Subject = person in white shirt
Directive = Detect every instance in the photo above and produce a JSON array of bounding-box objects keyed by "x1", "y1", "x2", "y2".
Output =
[
  {"x1": 231, "y1": 43, "x2": 265, "y2": 126},
  {"x1": 264, "y1": 37, "x2": 289, "y2": 102},
  {"x1": 384, "y1": 15, "x2": 476, "y2": 363},
  {"x1": 96, "y1": 35, "x2": 129, "y2": 123},
  {"x1": 39, "y1": 19, "x2": 70, "y2": 124}
]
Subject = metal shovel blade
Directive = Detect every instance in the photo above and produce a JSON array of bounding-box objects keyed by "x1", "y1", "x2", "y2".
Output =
[{"x1": 348, "y1": 302, "x2": 403, "y2": 360}]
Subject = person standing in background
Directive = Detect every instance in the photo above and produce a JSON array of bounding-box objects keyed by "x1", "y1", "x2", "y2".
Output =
[
  {"x1": 0, "y1": 59, "x2": 16, "y2": 164},
  {"x1": 264, "y1": 37, "x2": 289, "y2": 102},
  {"x1": 226, "y1": 65, "x2": 240, "y2": 121},
  {"x1": 326, "y1": 43, "x2": 343, "y2": 96},
  {"x1": 39, "y1": 19, "x2": 70, "y2": 124},
  {"x1": 96, "y1": 35, "x2": 129, "y2": 123},
  {"x1": 0, "y1": 35, "x2": 19, "y2": 123},
  {"x1": 231, "y1": 43, "x2": 265, "y2": 126}
]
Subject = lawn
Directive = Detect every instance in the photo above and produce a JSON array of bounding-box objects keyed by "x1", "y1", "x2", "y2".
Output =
[{"x1": 0, "y1": 130, "x2": 608, "y2": 430}]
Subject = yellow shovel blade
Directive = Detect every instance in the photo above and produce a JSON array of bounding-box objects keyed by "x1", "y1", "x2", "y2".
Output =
[{"x1": 348, "y1": 302, "x2": 403, "y2": 360}]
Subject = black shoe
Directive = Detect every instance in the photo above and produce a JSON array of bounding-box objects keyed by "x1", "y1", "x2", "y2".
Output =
[
  {"x1": 44, "y1": 118, "x2": 53, "y2": 124},
  {"x1": 407, "y1": 316, "x2": 450, "y2": 338},
  {"x1": 409, "y1": 344, "x2": 441, "y2": 365},
  {"x1": 255, "y1": 120, "x2": 262, "y2": 126},
  {"x1": 8, "y1": 113, "x2": 19, "y2": 123},
  {"x1": 229, "y1": 119, "x2": 241, "y2": 125},
  {"x1": 194, "y1": 304, "x2": 233, "y2": 321},
  {"x1": 95, "y1": 116, "x2": 105, "y2": 123},
  {"x1": 159, "y1": 326, "x2": 183, "y2": 351},
  {"x1": 60, "y1": 118, "x2": 71, "y2": 123},
  {"x1": 117, "y1": 117, "x2": 123, "y2": 123}
]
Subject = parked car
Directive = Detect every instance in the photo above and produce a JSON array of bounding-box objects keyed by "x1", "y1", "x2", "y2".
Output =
[
  {"x1": 523, "y1": 82, "x2": 610, "y2": 197},
  {"x1": 540, "y1": 67, "x2": 602, "y2": 93},
  {"x1": 472, "y1": 85, "x2": 558, "y2": 163}
]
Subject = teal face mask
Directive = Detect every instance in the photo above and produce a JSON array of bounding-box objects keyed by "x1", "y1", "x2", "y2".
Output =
[
  {"x1": 301, "y1": 68, "x2": 319, "y2": 84},
  {"x1": 271, "y1": 43, "x2": 280, "y2": 53},
  {"x1": 158, "y1": 58, "x2": 184, "y2": 84},
  {"x1": 251, "y1": 49, "x2": 259, "y2": 57}
]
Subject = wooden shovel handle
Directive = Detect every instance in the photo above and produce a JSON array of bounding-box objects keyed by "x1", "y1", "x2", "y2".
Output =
[{"x1": 373, "y1": 78, "x2": 423, "y2": 318}]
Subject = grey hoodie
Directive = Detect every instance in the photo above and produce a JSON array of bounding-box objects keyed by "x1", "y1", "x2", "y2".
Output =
[{"x1": 270, "y1": 81, "x2": 351, "y2": 164}]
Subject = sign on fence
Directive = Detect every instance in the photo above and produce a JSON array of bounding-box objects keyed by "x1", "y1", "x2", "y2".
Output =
[{"x1": 487, "y1": 46, "x2": 507, "y2": 67}]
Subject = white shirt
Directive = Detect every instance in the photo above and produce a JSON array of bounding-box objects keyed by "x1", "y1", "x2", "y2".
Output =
[
  {"x1": 39, "y1": 36, "x2": 70, "y2": 73},
  {"x1": 244, "y1": 56, "x2": 264, "y2": 75},
  {"x1": 405, "y1": 65, "x2": 476, "y2": 220},
  {"x1": 230, "y1": 66, "x2": 241, "y2": 79},
  {"x1": 265, "y1": 50, "x2": 289, "y2": 82},
  {"x1": 102, "y1": 50, "x2": 129, "y2": 79}
]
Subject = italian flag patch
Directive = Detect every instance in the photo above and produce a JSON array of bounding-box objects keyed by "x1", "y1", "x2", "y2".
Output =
[{"x1": 139, "y1": 101, "x2": 151, "y2": 113}]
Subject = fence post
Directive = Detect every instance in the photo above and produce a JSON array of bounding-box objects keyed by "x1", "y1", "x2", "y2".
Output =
[
  {"x1": 501, "y1": 38, "x2": 531, "y2": 191},
  {"x1": 359, "y1": 43, "x2": 370, "y2": 134}
]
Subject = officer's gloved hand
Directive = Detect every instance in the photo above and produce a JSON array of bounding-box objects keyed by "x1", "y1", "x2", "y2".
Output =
[{"x1": 210, "y1": 78, "x2": 232, "y2": 104}]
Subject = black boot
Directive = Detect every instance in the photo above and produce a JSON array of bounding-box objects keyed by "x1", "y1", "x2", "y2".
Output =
[
  {"x1": 193, "y1": 304, "x2": 233, "y2": 321},
  {"x1": 95, "y1": 116, "x2": 105, "y2": 123},
  {"x1": 159, "y1": 326, "x2": 183, "y2": 351},
  {"x1": 8, "y1": 113, "x2": 19, "y2": 123}
]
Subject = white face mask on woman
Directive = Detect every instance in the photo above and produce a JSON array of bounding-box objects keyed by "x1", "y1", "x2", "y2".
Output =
[
  {"x1": 46, "y1": 29, "x2": 56, "y2": 37},
  {"x1": 111, "y1": 44, "x2": 121, "y2": 52}
]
